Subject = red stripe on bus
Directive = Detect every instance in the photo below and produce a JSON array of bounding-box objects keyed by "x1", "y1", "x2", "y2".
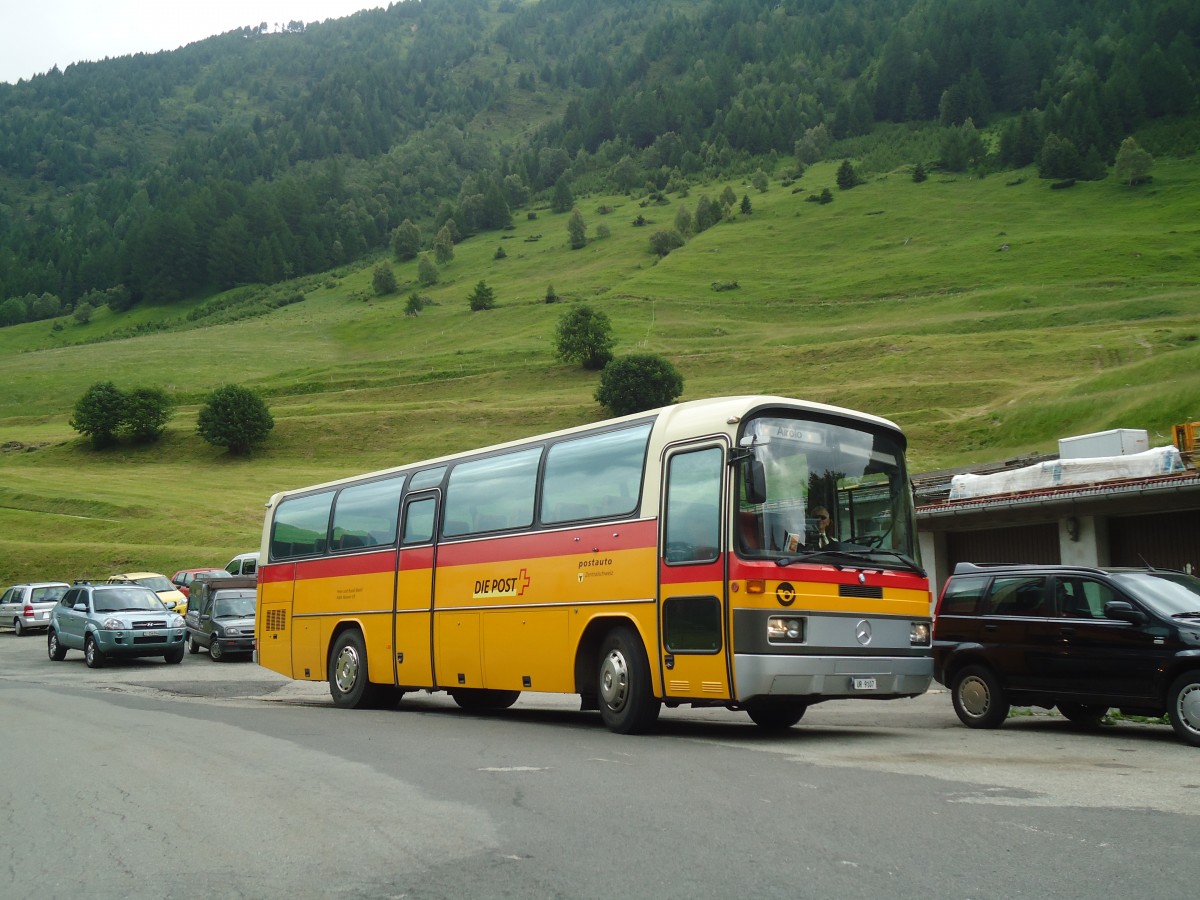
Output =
[
  {"x1": 435, "y1": 519, "x2": 658, "y2": 567},
  {"x1": 258, "y1": 520, "x2": 659, "y2": 583}
]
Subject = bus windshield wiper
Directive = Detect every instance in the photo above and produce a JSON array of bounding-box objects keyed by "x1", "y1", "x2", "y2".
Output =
[
  {"x1": 775, "y1": 549, "x2": 858, "y2": 570},
  {"x1": 776, "y1": 548, "x2": 925, "y2": 577},
  {"x1": 858, "y1": 548, "x2": 927, "y2": 577}
]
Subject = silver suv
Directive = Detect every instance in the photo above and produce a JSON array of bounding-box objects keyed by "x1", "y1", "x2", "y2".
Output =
[
  {"x1": 1, "y1": 582, "x2": 70, "y2": 635},
  {"x1": 48, "y1": 582, "x2": 186, "y2": 667}
]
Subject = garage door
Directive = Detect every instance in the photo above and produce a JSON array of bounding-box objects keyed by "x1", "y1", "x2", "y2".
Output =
[
  {"x1": 946, "y1": 523, "x2": 1061, "y2": 568},
  {"x1": 1108, "y1": 511, "x2": 1200, "y2": 573}
]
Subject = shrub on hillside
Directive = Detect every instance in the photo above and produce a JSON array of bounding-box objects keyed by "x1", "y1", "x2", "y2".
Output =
[
  {"x1": 122, "y1": 387, "x2": 173, "y2": 443},
  {"x1": 649, "y1": 230, "x2": 685, "y2": 258},
  {"x1": 417, "y1": 254, "x2": 439, "y2": 286},
  {"x1": 197, "y1": 385, "x2": 274, "y2": 455},
  {"x1": 372, "y1": 263, "x2": 397, "y2": 296},
  {"x1": 595, "y1": 354, "x2": 683, "y2": 416}
]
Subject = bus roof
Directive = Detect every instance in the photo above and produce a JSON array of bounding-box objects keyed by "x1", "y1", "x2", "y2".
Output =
[{"x1": 264, "y1": 395, "x2": 903, "y2": 504}]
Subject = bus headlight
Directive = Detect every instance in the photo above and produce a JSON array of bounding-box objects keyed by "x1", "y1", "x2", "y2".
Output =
[
  {"x1": 910, "y1": 622, "x2": 931, "y2": 646},
  {"x1": 767, "y1": 616, "x2": 805, "y2": 644}
]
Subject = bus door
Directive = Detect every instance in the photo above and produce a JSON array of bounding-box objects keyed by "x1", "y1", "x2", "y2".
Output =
[
  {"x1": 393, "y1": 490, "x2": 439, "y2": 687},
  {"x1": 659, "y1": 443, "x2": 731, "y2": 701}
]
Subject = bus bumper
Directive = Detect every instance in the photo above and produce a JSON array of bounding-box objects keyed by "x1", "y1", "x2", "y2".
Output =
[{"x1": 733, "y1": 654, "x2": 933, "y2": 702}]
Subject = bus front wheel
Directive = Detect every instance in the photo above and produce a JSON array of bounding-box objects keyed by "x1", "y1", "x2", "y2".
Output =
[
  {"x1": 329, "y1": 631, "x2": 373, "y2": 709},
  {"x1": 597, "y1": 626, "x2": 660, "y2": 734}
]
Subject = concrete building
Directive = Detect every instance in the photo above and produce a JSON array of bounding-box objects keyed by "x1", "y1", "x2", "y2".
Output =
[{"x1": 914, "y1": 437, "x2": 1200, "y2": 598}]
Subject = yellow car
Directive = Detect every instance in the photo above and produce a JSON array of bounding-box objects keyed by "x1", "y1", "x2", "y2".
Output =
[{"x1": 106, "y1": 572, "x2": 189, "y2": 617}]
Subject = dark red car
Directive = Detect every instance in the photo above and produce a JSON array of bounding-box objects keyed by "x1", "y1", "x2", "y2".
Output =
[{"x1": 170, "y1": 568, "x2": 230, "y2": 598}]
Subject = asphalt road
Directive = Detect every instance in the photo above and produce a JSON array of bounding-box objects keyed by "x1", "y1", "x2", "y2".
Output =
[{"x1": 2, "y1": 626, "x2": 1196, "y2": 900}]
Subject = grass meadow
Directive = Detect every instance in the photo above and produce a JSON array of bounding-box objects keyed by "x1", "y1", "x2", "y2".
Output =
[{"x1": 1, "y1": 156, "x2": 1198, "y2": 584}]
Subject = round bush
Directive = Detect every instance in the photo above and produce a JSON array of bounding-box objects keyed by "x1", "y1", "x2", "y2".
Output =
[{"x1": 595, "y1": 354, "x2": 684, "y2": 416}]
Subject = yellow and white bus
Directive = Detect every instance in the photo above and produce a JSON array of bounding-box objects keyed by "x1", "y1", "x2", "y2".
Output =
[{"x1": 255, "y1": 396, "x2": 933, "y2": 733}]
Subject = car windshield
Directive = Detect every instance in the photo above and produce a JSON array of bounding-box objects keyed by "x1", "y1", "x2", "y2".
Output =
[
  {"x1": 31, "y1": 586, "x2": 68, "y2": 602},
  {"x1": 130, "y1": 575, "x2": 175, "y2": 592},
  {"x1": 93, "y1": 588, "x2": 166, "y2": 613},
  {"x1": 1112, "y1": 571, "x2": 1200, "y2": 617},
  {"x1": 213, "y1": 595, "x2": 256, "y2": 618},
  {"x1": 735, "y1": 412, "x2": 919, "y2": 571}
]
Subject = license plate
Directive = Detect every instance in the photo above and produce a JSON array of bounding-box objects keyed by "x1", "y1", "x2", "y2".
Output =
[
  {"x1": 39, "y1": 611, "x2": 49, "y2": 620},
  {"x1": 853, "y1": 677, "x2": 877, "y2": 690},
  {"x1": 143, "y1": 630, "x2": 161, "y2": 637}
]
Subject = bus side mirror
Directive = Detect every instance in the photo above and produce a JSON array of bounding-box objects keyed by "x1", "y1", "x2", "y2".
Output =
[{"x1": 744, "y1": 459, "x2": 767, "y2": 505}]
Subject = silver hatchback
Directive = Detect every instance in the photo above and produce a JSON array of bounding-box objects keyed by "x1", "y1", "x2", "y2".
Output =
[{"x1": 1, "y1": 582, "x2": 70, "y2": 635}]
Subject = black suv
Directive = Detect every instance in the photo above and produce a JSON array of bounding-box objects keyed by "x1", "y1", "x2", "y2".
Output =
[{"x1": 933, "y1": 563, "x2": 1200, "y2": 747}]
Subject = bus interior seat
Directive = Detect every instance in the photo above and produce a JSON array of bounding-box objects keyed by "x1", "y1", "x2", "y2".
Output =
[{"x1": 738, "y1": 511, "x2": 762, "y2": 550}]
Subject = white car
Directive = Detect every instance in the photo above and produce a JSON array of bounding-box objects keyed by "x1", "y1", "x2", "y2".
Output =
[
  {"x1": 1, "y1": 582, "x2": 70, "y2": 635},
  {"x1": 224, "y1": 552, "x2": 259, "y2": 577}
]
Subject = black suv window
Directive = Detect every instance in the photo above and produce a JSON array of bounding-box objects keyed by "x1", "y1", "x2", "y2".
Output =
[
  {"x1": 986, "y1": 575, "x2": 1048, "y2": 617},
  {"x1": 939, "y1": 575, "x2": 988, "y2": 616},
  {"x1": 1053, "y1": 577, "x2": 1118, "y2": 619}
]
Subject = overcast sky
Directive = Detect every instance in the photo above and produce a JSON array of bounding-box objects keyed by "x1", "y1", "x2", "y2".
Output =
[{"x1": 1, "y1": 2, "x2": 386, "y2": 85}]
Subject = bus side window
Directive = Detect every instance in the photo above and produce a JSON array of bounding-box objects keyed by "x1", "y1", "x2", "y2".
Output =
[
  {"x1": 664, "y1": 447, "x2": 722, "y2": 564},
  {"x1": 402, "y1": 498, "x2": 436, "y2": 545},
  {"x1": 271, "y1": 491, "x2": 335, "y2": 560}
]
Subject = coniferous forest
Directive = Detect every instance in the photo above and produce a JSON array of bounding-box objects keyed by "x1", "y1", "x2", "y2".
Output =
[{"x1": 0, "y1": 0, "x2": 1196, "y2": 324}]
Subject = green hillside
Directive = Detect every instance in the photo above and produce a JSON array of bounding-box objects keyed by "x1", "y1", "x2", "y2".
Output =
[{"x1": 1, "y1": 155, "x2": 1198, "y2": 584}]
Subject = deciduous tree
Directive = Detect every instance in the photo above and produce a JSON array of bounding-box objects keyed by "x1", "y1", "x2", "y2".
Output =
[
  {"x1": 197, "y1": 385, "x2": 274, "y2": 455},
  {"x1": 392, "y1": 219, "x2": 421, "y2": 261},
  {"x1": 555, "y1": 305, "x2": 614, "y2": 370},
  {"x1": 1114, "y1": 136, "x2": 1152, "y2": 186},
  {"x1": 70, "y1": 381, "x2": 126, "y2": 449},
  {"x1": 372, "y1": 263, "x2": 397, "y2": 295}
]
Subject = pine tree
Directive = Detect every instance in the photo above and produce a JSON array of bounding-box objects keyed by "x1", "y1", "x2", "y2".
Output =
[
  {"x1": 468, "y1": 280, "x2": 496, "y2": 311},
  {"x1": 567, "y1": 209, "x2": 587, "y2": 249},
  {"x1": 836, "y1": 160, "x2": 860, "y2": 190}
]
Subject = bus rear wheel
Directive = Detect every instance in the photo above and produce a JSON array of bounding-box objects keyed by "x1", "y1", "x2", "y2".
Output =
[{"x1": 597, "y1": 625, "x2": 660, "y2": 734}]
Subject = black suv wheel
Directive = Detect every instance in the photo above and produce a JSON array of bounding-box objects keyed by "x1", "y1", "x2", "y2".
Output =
[
  {"x1": 1167, "y1": 671, "x2": 1200, "y2": 748},
  {"x1": 951, "y1": 665, "x2": 1010, "y2": 729}
]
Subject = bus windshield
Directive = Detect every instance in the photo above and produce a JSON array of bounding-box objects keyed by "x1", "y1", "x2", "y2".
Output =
[{"x1": 736, "y1": 413, "x2": 919, "y2": 570}]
